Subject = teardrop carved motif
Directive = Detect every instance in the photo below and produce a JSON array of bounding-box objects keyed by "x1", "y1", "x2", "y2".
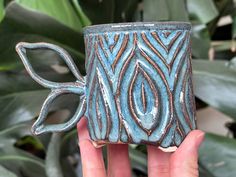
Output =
[{"x1": 129, "y1": 63, "x2": 160, "y2": 135}]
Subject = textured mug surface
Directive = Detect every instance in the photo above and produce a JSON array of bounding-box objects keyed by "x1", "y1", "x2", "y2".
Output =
[{"x1": 16, "y1": 22, "x2": 196, "y2": 148}]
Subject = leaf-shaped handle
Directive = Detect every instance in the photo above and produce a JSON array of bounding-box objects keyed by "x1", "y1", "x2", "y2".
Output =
[{"x1": 16, "y1": 42, "x2": 87, "y2": 135}]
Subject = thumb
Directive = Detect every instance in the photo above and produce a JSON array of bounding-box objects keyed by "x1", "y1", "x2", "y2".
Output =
[{"x1": 170, "y1": 130, "x2": 205, "y2": 177}]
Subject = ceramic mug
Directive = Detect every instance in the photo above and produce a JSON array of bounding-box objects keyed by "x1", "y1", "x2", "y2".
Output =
[{"x1": 16, "y1": 22, "x2": 196, "y2": 148}]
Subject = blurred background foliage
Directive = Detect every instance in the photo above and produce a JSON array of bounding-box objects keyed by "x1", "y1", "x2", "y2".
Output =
[{"x1": 0, "y1": 0, "x2": 236, "y2": 177}]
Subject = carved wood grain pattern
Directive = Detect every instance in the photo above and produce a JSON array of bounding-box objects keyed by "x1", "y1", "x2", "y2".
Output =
[{"x1": 84, "y1": 29, "x2": 196, "y2": 147}]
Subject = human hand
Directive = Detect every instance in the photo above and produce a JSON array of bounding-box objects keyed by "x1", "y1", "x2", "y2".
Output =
[{"x1": 77, "y1": 117, "x2": 204, "y2": 177}]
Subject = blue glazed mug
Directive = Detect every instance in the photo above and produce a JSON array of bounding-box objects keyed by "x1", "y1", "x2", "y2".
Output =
[{"x1": 16, "y1": 22, "x2": 196, "y2": 149}]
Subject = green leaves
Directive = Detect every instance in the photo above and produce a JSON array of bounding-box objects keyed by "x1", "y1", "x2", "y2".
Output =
[
  {"x1": 199, "y1": 133, "x2": 236, "y2": 177},
  {"x1": 191, "y1": 24, "x2": 211, "y2": 58},
  {"x1": 0, "y1": 124, "x2": 46, "y2": 177},
  {"x1": 113, "y1": 0, "x2": 139, "y2": 22},
  {"x1": 15, "y1": 0, "x2": 90, "y2": 32},
  {"x1": 71, "y1": 0, "x2": 91, "y2": 26},
  {"x1": 0, "y1": 2, "x2": 85, "y2": 71},
  {"x1": 0, "y1": 123, "x2": 79, "y2": 177},
  {"x1": 193, "y1": 59, "x2": 236, "y2": 120},
  {"x1": 142, "y1": 0, "x2": 169, "y2": 21},
  {"x1": 45, "y1": 133, "x2": 63, "y2": 177},
  {"x1": 0, "y1": 165, "x2": 17, "y2": 177},
  {"x1": 79, "y1": 0, "x2": 114, "y2": 24},
  {"x1": 142, "y1": 0, "x2": 188, "y2": 21},
  {"x1": 232, "y1": 13, "x2": 236, "y2": 39},
  {"x1": 0, "y1": 0, "x2": 4, "y2": 22},
  {"x1": 0, "y1": 89, "x2": 49, "y2": 130},
  {"x1": 187, "y1": 0, "x2": 219, "y2": 23},
  {"x1": 227, "y1": 57, "x2": 236, "y2": 70},
  {"x1": 0, "y1": 67, "x2": 78, "y2": 130},
  {"x1": 186, "y1": 0, "x2": 220, "y2": 58},
  {"x1": 79, "y1": 0, "x2": 139, "y2": 24},
  {"x1": 129, "y1": 147, "x2": 147, "y2": 174}
]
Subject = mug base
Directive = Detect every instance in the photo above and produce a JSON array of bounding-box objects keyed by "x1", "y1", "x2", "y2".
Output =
[{"x1": 91, "y1": 140, "x2": 177, "y2": 152}]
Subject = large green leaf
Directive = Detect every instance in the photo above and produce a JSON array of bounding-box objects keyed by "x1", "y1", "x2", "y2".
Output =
[
  {"x1": 0, "y1": 2, "x2": 85, "y2": 72},
  {"x1": 0, "y1": 70, "x2": 78, "y2": 129},
  {"x1": 129, "y1": 147, "x2": 147, "y2": 174},
  {"x1": 0, "y1": 88, "x2": 80, "y2": 130},
  {"x1": 142, "y1": 0, "x2": 188, "y2": 21},
  {"x1": 0, "y1": 165, "x2": 17, "y2": 177},
  {"x1": 165, "y1": 0, "x2": 189, "y2": 21},
  {"x1": 60, "y1": 129, "x2": 79, "y2": 177},
  {"x1": 0, "y1": 0, "x2": 4, "y2": 22},
  {"x1": 79, "y1": 0, "x2": 139, "y2": 24},
  {"x1": 113, "y1": 0, "x2": 139, "y2": 22},
  {"x1": 207, "y1": 0, "x2": 233, "y2": 36},
  {"x1": 46, "y1": 133, "x2": 63, "y2": 177},
  {"x1": 0, "y1": 71, "x2": 74, "y2": 96},
  {"x1": 187, "y1": 0, "x2": 219, "y2": 24},
  {"x1": 60, "y1": 129, "x2": 78, "y2": 157},
  {"x1": 0, "y1": 124, "x2": 46, "y2": 177},
  {"x1": 211, "y1": 40, "x2": 234, "y2": 52},
  {"x1": 0, "y1": 37, "x2": 81, "y2": 129},
  {"x1": 191, "y1": 24, "x2": 211, "y2": 58},
  {"x1": 71, "y1": 0, "x2": 91, "y2": 26},
  {"x1": 192, "y1": 59, "x2": 236, "y2": 120},
  {"x1": 0, "y1": 89, "x2": 49, "y2": 130},
  {"x1": 233, "y1": 13, "x2": 236, "y2": 39},
  {"x1": 199, "y1": 162, "x2": 215, "y2": 177},
  {"x1": 15, "y1": 0, "x2": 89, "y2": 32},
  {"x1": 79, "y1": 0, "x2": 114, "y2": 24},
  {"x1": 228, "y1": 57, "x2": 236, "y2": 70},
  {"x1": 143, "y1": 0, "x2": 169, "y2": 21},
  {"x1": 199, "y1": 133, "x2": 236, "y2": 177}
]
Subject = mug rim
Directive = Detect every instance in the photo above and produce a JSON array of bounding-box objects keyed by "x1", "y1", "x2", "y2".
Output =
[{"x1": 83, "y1": 21, "x2": 191, "y2": 34}]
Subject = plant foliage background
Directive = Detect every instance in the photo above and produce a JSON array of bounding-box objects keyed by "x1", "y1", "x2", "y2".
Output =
[{"x1": 0, "y1": 0, "x2": 236, "y2": 177}]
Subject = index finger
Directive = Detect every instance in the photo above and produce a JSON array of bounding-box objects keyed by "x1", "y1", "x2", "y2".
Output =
[
  {"x1": 147, "y1": 145, "x2": 171, "y2": 177},
  {"x1": 77, "y1": 117, "x2": 106, "y2": 177}
]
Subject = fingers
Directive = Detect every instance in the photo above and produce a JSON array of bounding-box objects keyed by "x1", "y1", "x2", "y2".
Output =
[
  {"x1": 107, "y1": 144, "x2": 131, "y2": 177},
  {"x1": 147, "y1": 145, "x2": 171, "y2": 177},
  {"x1": 77, "y1": 117, "x2": 106, "y2": 177},
  {"x1": 170, "y1": 130, "x2": 205, "y2": 177}
]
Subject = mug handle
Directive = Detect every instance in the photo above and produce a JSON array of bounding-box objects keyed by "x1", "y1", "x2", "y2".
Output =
[{"x1": 15, "y1": 42, "x2": 87, "y2": 135}]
